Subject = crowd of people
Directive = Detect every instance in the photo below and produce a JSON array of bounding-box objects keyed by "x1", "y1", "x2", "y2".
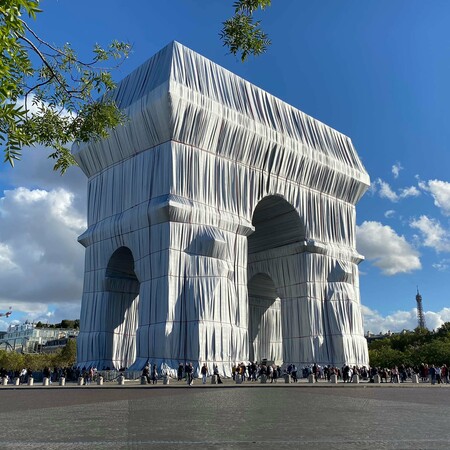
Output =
[
  {"x1": 299, "y1": 363, "x2": 450, "y2": 385},
  {"x1": 170, "y1": 361, "x2": 450, "y2": 385},
  {"x1": 1, "y1": 362, "x2": 450, "y2": 385}
]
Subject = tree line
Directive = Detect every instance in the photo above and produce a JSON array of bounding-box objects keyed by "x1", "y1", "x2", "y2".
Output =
[
  {"x1": 34, "y1": 319, "x2": 79, "y2": 329},
  {"x1": 368, "y1": 323, "x2": 450, "y2": 368},
  {"x1": 0, "y1": 338, "x2": 76, "y2": 371}
]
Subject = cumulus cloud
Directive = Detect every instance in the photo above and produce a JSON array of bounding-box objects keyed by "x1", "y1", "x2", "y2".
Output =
[
  {"x1": 376, "y1": 179, "x2": 420, "y2": 202},
  {"x1": 419, "y1": 179, "x2": 450, "y2": 216},
  {"x1": 0, "y1": 186, "x2": 86, "y2": 306},
  {"x1": 0, "y1": 149, "x2": 87, "y2": 314},
  {"x1": 410, "y1": 215, "x2": 450, "y2": 253},
  {"x1": 356, "y1": 221, "x2": 421, "y2": 275},
  {"x1": 362, "y1": 305, "x2": 450, "y2": 333},
  {"x1": 384, "y1": 210, "x2": 395, "y2": 219},
  {"x1": 391, "y1": 162, "x2": 403, "y2": 179},
  {"x1": 377, "y1": 179, "x2": 399, "y2": 202}
]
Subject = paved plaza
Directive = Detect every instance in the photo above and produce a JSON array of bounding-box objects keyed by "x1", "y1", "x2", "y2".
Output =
[{"x1": 1, "y1": 381, "x2": 450, "y2": 449}]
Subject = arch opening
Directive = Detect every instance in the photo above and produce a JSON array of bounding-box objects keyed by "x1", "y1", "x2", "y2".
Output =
[
  {"x1": 247, "y1": 196, "x2": 304, "y2": 366},
  {"x1": 104, "y1": 246, "x2": 140, "y2": 369},
  {"x1": 248, "y1": 195, "x2": 304, "y2": 254},
  {"x1": 248, "y1": 273, "x2": 282, "y2": 365},
  {"x1": 106, "y1": 247, "x2": 139, "y2": 285}
]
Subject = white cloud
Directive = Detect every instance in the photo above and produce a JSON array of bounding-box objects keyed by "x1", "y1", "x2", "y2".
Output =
[
  {"x1": 0, "y1": 242, "x2": 18, "y2": 271},
  {"x1": 419, "y1": 179, "x2": 450, "y2": 216},
  {"x1": 432, "y1": 259, "x2": 450, "y2": 272},
  {"x1": 392, "y1": 162, "x2": 403, "y2": 179},
  {"x1": 0, "y1": 146, "x2": 88, "y2": 324},
  {"x1": 377, "y1": 179, "x2": 399, "y2": 202},
  {"x1": 399, "y1": 185, "x2": 420, "y2": 198},
  {"x1": 356, "y1": 221, "x2": 421, "y2": 275},
  {"x1": 1, "y1": 155, "x2": 86, "y2": 202},
  {"x1": 362, "y1": 305, "x2": 450, "y2": 333},
  {"x1": 0, "y1": 156, "x2": 87, "y2": 308},
  {"x1": 367, "y1": 182, "x2": 377, "y2": 196},
  {"x1": 376, "y1": 178, "x2": 419, "y2": 202},
  {"x1": 410, "y1": 215, "x2": 450, "y2": 253},
  {"x1": 0, "y1": 319, "x2": 17, "y2": 332},
  {"x1": 384, "y1": 210, "x2": 395, "y2": 219}
]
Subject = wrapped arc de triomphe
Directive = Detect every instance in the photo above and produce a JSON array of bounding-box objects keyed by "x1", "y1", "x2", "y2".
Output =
[{"x1": 73, "y1": 42, "x2": 370, "y2": 375}]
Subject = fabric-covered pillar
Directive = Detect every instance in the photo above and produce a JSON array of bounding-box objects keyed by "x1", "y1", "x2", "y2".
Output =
[{"x1": 77, "y1": 243, "x2": 139, "y2": 370}]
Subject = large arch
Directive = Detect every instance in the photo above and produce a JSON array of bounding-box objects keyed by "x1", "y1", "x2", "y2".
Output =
[
  {"x1": 75, "y1": 42, "x2": 370, "y2": 372},
  {"x1": 247, "y1": 196, "x2": 304, "y2": 366}
]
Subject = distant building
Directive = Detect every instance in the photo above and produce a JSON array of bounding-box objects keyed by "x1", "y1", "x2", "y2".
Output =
[
  {"x1": 0, "y1": 322, "x2": 79, "y2": 353},
  {"x1": 365, "y1": 329, "x2": 409, "y2": 344},
  {"x1": 365, "y1": 330, "x2": 392, "y2": 344},
  {"x1": 41, "y1": 336, "x2": 77, "y2": 354}
]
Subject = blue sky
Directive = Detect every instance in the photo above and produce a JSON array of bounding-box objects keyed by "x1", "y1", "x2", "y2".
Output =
[{"x1": 1, "y1": 0, "x2": 450, "y2": 332}]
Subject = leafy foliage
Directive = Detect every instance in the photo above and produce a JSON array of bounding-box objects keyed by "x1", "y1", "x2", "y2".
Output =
[
  {"x1": 1, "y1": 1, "x2": 276, "y2": 173},
  {"x1": 34, "y1": 319, "x2": 79, "y2": 329},
  {"x1": 220, "y1": 0, "x2": 272, "y2": 61},
  {"x1": 0, "y1": 339, "x2": 77, "y2": 370},
  {"x1": 0, "y1": 0, "x2": 130, "y2": 173},
  {"x1": 57, "y1": 338, "x2": 77, "y2": 367},
  {"x1": 368, "y1": 323, "x2": 450, "y2": 367}
]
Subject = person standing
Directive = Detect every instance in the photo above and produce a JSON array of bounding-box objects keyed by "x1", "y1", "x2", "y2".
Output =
[
  {"x1": 142, "y1": 364, "x2": 150, "y2": 384},
  {"x1": 291, "y1": 364, "x2": 297, "y2": 382},
  {"x1": 213, "y1": 364, "x2": 223, "y2": 384},
  {"x1": 442, "y1": 364, "x2": 449, "y2": 384},
  {"x1": 43, "y1": 366, "x2": 52, "y2": 384},
  {"x1": 151, "y1": 364, "x2": 158, "y2": 384},
  {"x1": 201, "y1": 363, "x2": 208, "y2": 384},
  {"x1": 186, "y1": 362, "x2": 194, "y2": 385},
  {"x1": 429, "y1": 365, "x2": 437, "y2": 385},
  {"x1": 177, "y1": 363, "x2": 184, "y2": 381},
  {"x1": 268, "y1": 364, "x2": 274, "y2": 383},
  {"x1": 435, "y1": 365, "x2": 442, "y2": 384}
]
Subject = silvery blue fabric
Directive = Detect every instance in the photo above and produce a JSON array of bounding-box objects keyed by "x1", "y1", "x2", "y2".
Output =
[{"x1": 73, "y1": 42, "x2": 370, "y2": 375}]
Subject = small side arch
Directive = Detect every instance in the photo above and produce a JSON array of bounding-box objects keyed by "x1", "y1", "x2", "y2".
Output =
[{"x1": 105, "y1": 246, "x2": 140, "y2": 293}]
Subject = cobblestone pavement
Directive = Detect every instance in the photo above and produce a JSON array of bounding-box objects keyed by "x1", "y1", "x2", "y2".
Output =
[{"x1": 1, "y1": 380, "x2": 449, "y2": 449}]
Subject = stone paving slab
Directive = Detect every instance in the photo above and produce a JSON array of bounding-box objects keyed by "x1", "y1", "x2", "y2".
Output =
[{"x1": 1, "y1": 382, "x2": 449, "y2": 449}]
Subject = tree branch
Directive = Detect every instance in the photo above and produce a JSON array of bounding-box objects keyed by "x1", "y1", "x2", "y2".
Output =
[{"x1": 15, "y1": 32, "x2": 72, "y2": 98}]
